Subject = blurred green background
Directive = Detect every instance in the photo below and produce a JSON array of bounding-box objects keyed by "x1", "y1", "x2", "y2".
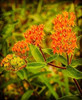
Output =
[{"x1": 0, "y1": 0, "x2": 82, "y2": 100}]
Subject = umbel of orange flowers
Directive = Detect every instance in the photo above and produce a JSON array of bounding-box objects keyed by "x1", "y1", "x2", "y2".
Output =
[
  {"x1": 12, "y1": 40, "x2": 29, "y2": 59},
  {"x1": 51, "y1": 12, "x2": 77, "y2": 55},
  {"x1": 24, "y1": 24, "x2": 45, "y2": 46}
]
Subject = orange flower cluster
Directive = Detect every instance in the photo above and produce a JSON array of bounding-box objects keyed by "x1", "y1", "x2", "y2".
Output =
[
  {"x1": 12, "y1": 40, "x2": 29, "y2": 58},
  {"x1": 51, "y1": 11, "x2": 77, "y2": 55},
  {"x1": 24, "y1": 24, "x2": 45, "y2": 46}
]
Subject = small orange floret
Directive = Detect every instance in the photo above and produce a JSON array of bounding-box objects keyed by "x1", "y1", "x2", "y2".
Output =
[
  {"x1": 24, "y1": 24, "x2": 45, "y2": 46},
  {"x1": 51, "y1": 11, "x2": 77, "y2": 55},
  {"x1": 1, "y1": 54, "x2": 13, "y2": 67},
  {"x1": 12, "y1": 40, "x2": 29, "y2": 58}
]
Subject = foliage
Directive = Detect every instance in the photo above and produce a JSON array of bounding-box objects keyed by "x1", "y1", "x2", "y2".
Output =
[{"x1": 0, "y1": 0, "x2": 82, "y2": 100}]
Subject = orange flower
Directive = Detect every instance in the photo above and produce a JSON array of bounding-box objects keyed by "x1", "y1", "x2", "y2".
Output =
[
  {"x1": 51, "y1": 11, "x2": 77, "y2": 55},
  {"x1": 1, "y1": 54, "x2": 13, "y2": 66},
  {"x1": 12, "y1": 40, "x2": 29, "y2": 58},
  {"x1": 24, "y1": 24, "x2": 45, "y2": 46}
]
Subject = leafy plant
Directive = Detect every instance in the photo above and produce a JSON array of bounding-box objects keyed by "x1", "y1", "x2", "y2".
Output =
[{"x1": 0, "y1": 1, "x2": 82, "y2": 100}]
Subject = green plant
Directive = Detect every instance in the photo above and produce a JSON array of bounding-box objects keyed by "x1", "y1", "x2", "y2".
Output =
[{"x1": 0, "y1": 11, "x2": 82, "y2": 100}]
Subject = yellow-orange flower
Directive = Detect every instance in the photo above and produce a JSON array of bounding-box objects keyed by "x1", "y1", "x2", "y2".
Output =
[
  {"x1": 12, "y1": 40, "x2": 29, "y2": 58},
  {"x1": 1, "y1": 54, "x2": 25, "y2": 71},
  {"x1": 51, "y1": 11, "x2": 77, "y2": 55},
  {"x1": 24, "y1": 24, "x2": 45, "y2": 46}
]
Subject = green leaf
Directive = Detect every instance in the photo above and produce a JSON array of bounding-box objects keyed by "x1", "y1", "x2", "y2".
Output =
[
  {"x1": 17, "y1": 68, "x2": 28, "y2": 80},
  {"x1": 29, "y1": 44, "x2": 44, "y2": 62},
  {"x1": 40, "y1": 76, "x2": 59, "y2": 99},
  {"x1": 46, "y1": 54, "x2": 58, "y2": 63},
  {"x1": 0, "y1": 67, "x2": 4, "y2": 73},
  {"x1": 63, "y1": 65, "x2": 82, "y2": 79},
  {"x1": 57, "y1": 55, "x2": 67, "y2": 65},
  {"x1": 0, "y1": 79, "x2": 20, "y2": 89},
  {"x1": 26, "y1": 62, "x2": 46, "y2": 70},
  {"x1": 47, "y1": 55, "x2": 67, "y2": 65},
  {"x1": 27, "y1": 62, "x2": 46, "y2": 67},
  {"x1": 37, "y1": 0, "x2": 43, "y2": 13},
  {"x1": 71, "y1": 58, "x2": 82, "y2": 67},
  {"x1": 21, "y1": 89, "x2": 33, "y2": 100},
  {"x1": 30, "y1": 44, "x2": 58, "y2": 99},
  {"x1": 17, "y1": 70, "x2": 24, "y2": 80},
  {"x1": 28, "y1": 71, "x2": 51, "y2": 79},
  {"x1": 77, "y1": 35, "x2": 82, "y2": 41},
  {"x1": 57, "y1": 95, "x2": 81, "y2": 100},
  {"x1": 42, "y1": 48, "x2": 53, "y2": 55}
]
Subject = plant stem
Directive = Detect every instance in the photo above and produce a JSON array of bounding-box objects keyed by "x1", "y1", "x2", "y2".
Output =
[
  {"x1": 39, "y1": 46, "x2": 82, "y2": 96},
  {"x1": 0, "y1": 52, "x2": 4, "y2": 58},
  {"x1": 39, "y1": 46, "x2": 66, "y2": 69},
  {"x1": 39, "y1": 46, "x2": 46, "y2": 61},
  {"x1": 67, "y1": 54, "x2": 82, "y2": 96},
  {"x1": 73, "y1": 78, "x2": 82, "y2": 96},
  {"x1": 48, "y1": 63, "x2": 66, "y2": 69}
]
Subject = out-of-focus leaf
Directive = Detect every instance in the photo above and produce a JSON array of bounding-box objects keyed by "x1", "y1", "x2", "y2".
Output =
[
  {"x1": 2, "y1": 41, "x2": 7, "y2": 56},
  {"x1": 37, "y1": 0, "x2": 43, "y2": 13},
  {"x1": 17, "y1": 70, "x2": 24, "y2": 80},
  {"x1": 42, "y1": 48, "x2": 53, "y2": 55},
  {"x1": 76, "y1": 4, "x2": 82, "y2": 9},
  {"x1": 40, "y1": 76, "x2": 59, "y2": 99},
  {"x1": 29, "y1": 44, "x2": 44, "y2": 62},
  {"x1": 57, "y1": 95, "x2": 81, "y2": 100},
  {"x1": 74, "y1": 26, "x2": 82, "y2": 32},
  {"x1": 0, "y1": 79, "x2": 20, "y2": 89},
  {"x1": 47, "y1": 54, "x2": 67, "y2": 65},
  {"x1": 46, "y1": 54, "x2": 58, "y2": 63},
  {"x1": 21, "y1": 89, "x2": 33, "y2": 100},
  {"x1": 17, "y1": 68, "x2": 28, "y2": 80},
  {"x1": 0, "y1": 67, "x2": 4, "y2": 72},
  {"x1": 63, "y1": 65, "x2": 82, "y2": 79},
  {"x1": 77, "y1": 35, "x2": 82, "y2": 41},
  {"x1": 28, "y1": 71, "x2": 51, "y2": 79},
  {"x1": 71, "y1": 58, "x2": 82, "y2": 67},
  {"x1": 57, "y1": 55, "x2": 67, "y2": 65},
  {"x1": 0, "y1": 44, "x2": 2, "y2": 50},
  {"x1": 28, "y1": 14, "x2": 43, "y2": 22}
]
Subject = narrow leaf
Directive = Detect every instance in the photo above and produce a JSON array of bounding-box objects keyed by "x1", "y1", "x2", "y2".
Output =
[
  {"x1": 46, "y1": 54, "x2": 58, "y2": 63},
  {"x1": 0, "y1": 79, "x2": 20, "y2": 89},
  {"x1": 63, "y1": 66, "x2": 82, "y2": 79},
  {"x1": 21, "y1": 89, "x2": 33, "y2": 100},
  {"x1": 57, "y1": 55, "x2": 67, "y2": 65},
  {"x1": 42, "y1": 48, "x2": 53, "y2": 55},
  {"x1": 17, "y1": 70, "x2": 24, "y2": 80},
  {"x1": 71, "y1": 58, "x2": 82, "y2": 67},
  {"x1": 30, "y1": 44, "x2": 44, "y2": 62},
  {"x1": 40, "y1": 76, "x2": 59, "y2": 99},
  {"x1": 28, "y1": 71, "x2": 51, "y2": 79},
  {"x1": 57, "y1": 95, "x2": 81, "y2": 100},
  {"x1": 27, "y1": 62, "x2": 46, "y2": 67},
  {"x1": 47, "y1": 55, "x2": 67, "y2": 65}
]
